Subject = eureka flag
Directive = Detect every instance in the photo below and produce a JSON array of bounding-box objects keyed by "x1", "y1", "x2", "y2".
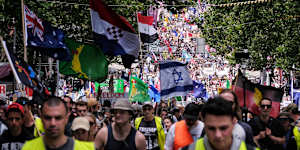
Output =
[
  {"x1": 160, "y1": 61, "x2": 193, "y2": 99},
  {"x1": 137, "y1": 13, "x2": 158, "y2": 43},
  {"x1": 24, "y1": 5, "x2": 71, "y2": 61},
  {"x1": 233, "y1": 70, "x2": 283, "y2": 118},
  {"x1": 90, "y1": 0, "x2": 139, "y2": 68},
  {"x1": 59, "y1": 39, "x2": 108, "y2": 82},
  {"x1": 129, "y1": 76, "x2": 150, "y2": 102}
]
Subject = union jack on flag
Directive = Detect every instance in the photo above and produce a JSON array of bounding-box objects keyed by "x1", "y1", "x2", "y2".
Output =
[{"x1": 24, "y1": 5, "x2": 44, "y2": 41}]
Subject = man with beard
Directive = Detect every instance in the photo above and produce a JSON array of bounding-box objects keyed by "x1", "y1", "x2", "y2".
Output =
[
  {"x1": 248, "y1": 98, "x2": 285, "y2": 150},
  {"x1": 22, "y1": 96, "x2": 94, "y2": 150},
  {"x1": 95, "y1": 99, "x2": 146, "y2": 150},
  {"x1": 165, "y1": 103, "x2": 204, "y2": 150},
  {"x1": 0, "y1": 103, "x2": 33, "y2": 150}
]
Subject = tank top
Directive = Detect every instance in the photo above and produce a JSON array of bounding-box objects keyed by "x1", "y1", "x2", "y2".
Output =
[{"x1": 104, "y1": 125, "x2": 137, "y2": 150}]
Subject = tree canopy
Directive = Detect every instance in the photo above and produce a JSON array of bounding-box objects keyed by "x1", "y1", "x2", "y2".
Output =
[{"x1": 202, "y1": 0, "x2": 300, "y2": 72}]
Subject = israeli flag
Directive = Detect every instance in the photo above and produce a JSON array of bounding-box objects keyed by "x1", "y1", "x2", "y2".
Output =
[{"x1": 160, "y1": 61, "x2": 194, "y2": 99}]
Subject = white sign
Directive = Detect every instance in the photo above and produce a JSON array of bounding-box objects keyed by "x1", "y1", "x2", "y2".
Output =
[{"x1": 0, "y1": 84, "x2": 6, "y2": 97}]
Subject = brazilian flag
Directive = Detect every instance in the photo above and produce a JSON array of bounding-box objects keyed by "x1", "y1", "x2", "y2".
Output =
[{"x1": 59, "y1": 39, "x2": 108, "y2": 82}]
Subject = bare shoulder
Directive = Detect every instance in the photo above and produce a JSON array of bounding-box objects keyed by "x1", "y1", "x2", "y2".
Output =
[
  {"x1": 95, "y1": 126, "x2": 108, "y2": 150},
  {"x1": 135, "y1": 130, "x2": 146, "y2": 150}
]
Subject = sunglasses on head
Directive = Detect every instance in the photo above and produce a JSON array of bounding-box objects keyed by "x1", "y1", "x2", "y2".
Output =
[{"x1": 260, "y1": 104, "x2": 272, "y2": 109}]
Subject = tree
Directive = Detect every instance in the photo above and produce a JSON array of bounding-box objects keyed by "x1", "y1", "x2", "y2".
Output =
[{"x1": 202, "y1": 0, "x2": 300, "y2": 72}]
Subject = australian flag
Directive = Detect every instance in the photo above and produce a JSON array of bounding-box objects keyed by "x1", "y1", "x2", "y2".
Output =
[{"x1": 24, "y1": 5, "x2": 71, "y2": 61}]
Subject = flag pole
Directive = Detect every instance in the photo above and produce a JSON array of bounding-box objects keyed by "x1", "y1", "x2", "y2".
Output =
[
  {"x1": 21, "y1": 0, "x2": 27, "y2": 62},
  {"x1": 291, "y1": 66, "x2": 294, "y2": 102},
  {"x1": 136, "y1": 11, "x2": 143, "y2": 79}
]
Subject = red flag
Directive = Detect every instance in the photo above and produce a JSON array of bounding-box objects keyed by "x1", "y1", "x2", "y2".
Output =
[{"x1": 232, "y1": 70, "x2": 283, "y2": 118}]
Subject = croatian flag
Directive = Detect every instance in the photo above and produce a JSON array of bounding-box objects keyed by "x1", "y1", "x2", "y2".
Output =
[
  {"x1": 137, "y1": 13, "x2": 158, "y2": 43},
  {"x1": 160, "y1": 61, "x2": 193, "y2": 99},
  {"x1": 90, "y1": 0, "x2": 139, "y2": 68}
]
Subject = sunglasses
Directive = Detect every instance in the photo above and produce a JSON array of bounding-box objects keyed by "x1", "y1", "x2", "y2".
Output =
[
  {"x1": 278, "y1": 117, "x2": 289, "y2": 121},
  {"x1": 260, "y1": 104, "x2": 272, "y2": 109}
]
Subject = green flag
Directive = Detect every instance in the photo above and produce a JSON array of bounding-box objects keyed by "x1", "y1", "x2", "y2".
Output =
[
  {"x1": 59, "y1": 39, "x2": 108, "y2": 82},
  {"x1": 114, "y1": 79, "x2": 124, "y2": 93},
  {"x1": 129, "y1": 77, "x2": 150, "y2": 102},
  {"x1": 175, "y1": 96, "x2": 182, "y2": 101}
]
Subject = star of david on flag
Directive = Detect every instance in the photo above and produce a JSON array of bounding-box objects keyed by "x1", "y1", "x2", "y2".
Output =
[{"x1": 159, "y1": 61, "x2": 193, "y2": 99}]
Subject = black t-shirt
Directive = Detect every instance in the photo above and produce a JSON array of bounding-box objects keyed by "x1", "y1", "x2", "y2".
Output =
[
  {"x1": 138, "y1": 119, "x2": 159, "y2": 150},
  {"x1": 45, "y1": 137, "x2": 74, "y2": 150},
  {"x1": 249, "y1": 116, "x2": 286, "y2": 150},
  {"x1": 0, "y1": 128, "x2": 34, "y2": 150}
]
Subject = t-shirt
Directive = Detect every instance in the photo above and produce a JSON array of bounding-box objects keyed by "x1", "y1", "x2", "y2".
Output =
[
  {"x1": 138, "y1": 119, "x2": 159, "y2": 150},
  {"x1": 249, "y1": 116, "x2": 285, "y2": 150},
  {"x1": 45, "y1": 137, "x2": 74, "y2": 150},
  {"x1": 232, "y1": 123, "x2": 246, "y2": 141},
  {"x1": 0, "y1": 128, "x2": 34, "y2": 150}
]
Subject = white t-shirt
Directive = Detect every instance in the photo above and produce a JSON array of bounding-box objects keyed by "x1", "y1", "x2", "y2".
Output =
[
  {"x1": 165, "y1": 120, "x2": 204, "y2": 150},
  {"x1": 232, "y1": 123, "x2": 246, "y2": 141}
]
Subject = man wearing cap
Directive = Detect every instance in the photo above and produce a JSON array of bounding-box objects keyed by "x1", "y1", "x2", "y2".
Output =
[
  {"x1": 95, "y1": 99, "x2": 146, "y2": 150},
  {"x1": 22, "y1": 96, "x2": 94, "y2": 150},
  {"x1": 134, "y1": 101, "x2": 165, "y2": 150},
  {"x1": 165, "y1": 103, "x2": 204, "y2": 150},
  {"x1": 72, "y1": 117, "x2": 90, "y2": 141},
  {"x1": 0, "y1": 103, "x2": 34, "y2": 150}
]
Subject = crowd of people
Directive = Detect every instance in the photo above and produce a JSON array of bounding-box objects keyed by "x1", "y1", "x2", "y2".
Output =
[{"x1": 0, "y1": 88, "x2": 300, "y2": 150}]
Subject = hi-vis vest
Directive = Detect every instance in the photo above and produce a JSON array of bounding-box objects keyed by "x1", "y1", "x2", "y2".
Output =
[
  {"x1": 135, "y1": 116, "x2": 165, "y2": 150},
  {"x1": 192, "y1": 138, "x2": 259, "y2": 150},
  {"x1": 34, "y1": 117, "x2": 45, "y2": 137},
  {"x1": 293, "y1": 126, "x2": 300, "y2": 150},
  {"x1": 22, "y1": 136, "x2": 94, "y2": 150}
]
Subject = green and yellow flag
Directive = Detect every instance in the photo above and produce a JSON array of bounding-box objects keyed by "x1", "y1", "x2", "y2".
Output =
[
  {"x1": 59, "y1": 39, "x2": 108, "y2": 82},
  {"x1": 129, "y1": 77, "x2": 150, "y2": 102}
]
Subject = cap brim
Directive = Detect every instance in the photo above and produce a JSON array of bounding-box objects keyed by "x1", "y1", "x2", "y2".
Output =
[
  {"x1": 72, "y1": 125, "x2": 89, "y2": 131},
  {"x1": 143, "y1": 104, "x2": 153, "y2": 108}
]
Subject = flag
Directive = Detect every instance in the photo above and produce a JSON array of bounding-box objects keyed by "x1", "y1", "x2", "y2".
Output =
[
  {"x1": 193, "y1": 81, "x2": 208, "y2": 99},
  {"x1": 114, "y1": 79, "x2": 124, "y2": 93},
  {"x1": 24, "y1": 5, "x2": 71, "y2": 61},
  {"x1": 160, "y1": 61, "x2": 193, "y2": 99},
  {"x1": 59, "y1": 39, "x2": 108, "y2": 82},
  {"x1": 148, "y1": 85, "x2": 160, "y2": 102},
  {"x1": 137, "y1": 13, "x2": 158, "y2": 43},
  {"x1": 293, "y1": 89, "x2": 300, "y2": 106},
  {"x1": 1, "y1": 38, "x2": 48, "y2": 96},
  {"x1": 129, "y1": 76, "x2": 150, "y2": 102},
  {"x1": 90, "y1": 0, "x2": 139, "y2": 68},
  {"x1": 0, "y1": 63, "x2": 12, "y2": 79},
  {"x1": 233, "y1": 70, "x2": 283, "y2": 118}
]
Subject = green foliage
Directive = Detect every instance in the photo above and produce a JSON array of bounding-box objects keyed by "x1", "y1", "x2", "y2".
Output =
[{"x1": 202, "y1": 0, "x2": 300, "y2": 71}]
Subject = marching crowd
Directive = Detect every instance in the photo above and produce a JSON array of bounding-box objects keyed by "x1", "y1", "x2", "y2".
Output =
[{"x1": 0, "y1": 88, "x2": 300, "y2": 150}]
